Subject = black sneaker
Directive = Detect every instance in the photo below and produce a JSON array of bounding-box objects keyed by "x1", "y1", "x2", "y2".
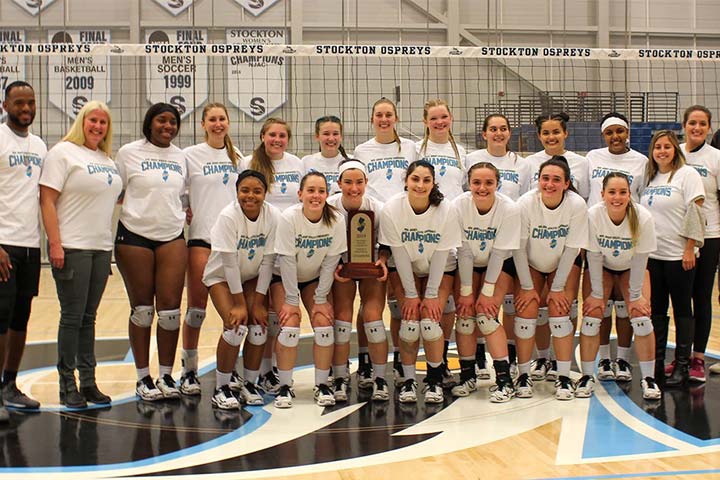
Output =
[
  {"x1": 357, "y1": 362, "x2": 374, "y2": 389},
  {"x1": 393, "y1": 361, "x2": 405, "y2": 386},
  {"x1": 597, "y1": 358, "x2": 615, "y2": 381}
]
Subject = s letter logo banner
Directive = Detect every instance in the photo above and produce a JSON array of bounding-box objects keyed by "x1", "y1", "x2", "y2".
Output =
[
  {"x1": 234, "y1": 0, "x2": 280, "y2": 16},
  {"x1": 152, "y1": 0, "x2": 193, "y2": 16},
  {"x1": 0, "y1": 29, "x2": 25, "y2": 121},
  {"x1": 12, "y1": 0, "x2": 57, "y2": 16}
]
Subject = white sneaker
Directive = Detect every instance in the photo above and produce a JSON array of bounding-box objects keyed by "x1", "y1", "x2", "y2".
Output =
[
  {"x1": 314, "y1": 384, "x2": 336, "y2": 407},
  {"x1": 641, "y1": 377, "x2": 661, "y2": 400},
  {"x1": 451, "y1": 378, "x2": 477, "y2": 397},
  {"x1": 546, "y1": 360, "x2": 558, "y2": 382},
  {"x1": 211, "y1": 385, "x2": 240, "y2": 410},
  {"x1": 274, "y1": 385, "x2": 295, "y2": 408},
  {"x1": 260, "y1": 370, "x2": 281, "y2": 395},
  {"x1": 614, "y1": 359, "x2": 633, "y2": 382},
  {"x1": 228, "y1": 370, "x2": 244, "y2": 392},
  {"x1": 398, "y1": 378, "x2": 418, "y2": 403},
  {"x1": 515, "y1": 373, "x2": 534, "y2": 398},
  {"x1": 179, "y1": 371, "x2": 202, "y2": 396},
  {"x1": 155, "y1": 374, "x2": 181, "y2": 399},
  {"x1": 136, "y1": 376, "x2": 163, "y2": 401},
  {"x1": 489, "y1": 376, "x2": 515, "y2": 403},
  {"x1": 530, "y1": 358, "x2": 550, "y2": 381},
  {"x1": 574, "y1": 375, "x2": 596, "y2": 398},
  {"x1": 423, "y1": 381, "x2": 444, "y2": 404},
  {"x1": 393, "y1": 362, "x2": 405, "y2": 386},
  {"x1": 475, "y1": 365, "x2": 491, "y2": 380},
  {"x1": 441, "y1": 364, "x2": 456, "y2": 388},
  {"x1": 238, "y1": 381, "x2": 264, "y2": 406},
  {"x1": 371, "y1": 377, "x2": 390, "y2": 401},
  {"x1": 333, "y1": 377, "x2": 348, "y2": 402},
  {"x1": 597, "y1": 358, "x2": 615, "y2": 381},
  {"x1": 357, "y1": 363, "x2": 374, "y2": 389},
  {"x1": 509, "y1": 362, "x2": 519, "y2": 379},
  {"x1": 554, "y1": 375, "x2": 575, "y2": 401}
]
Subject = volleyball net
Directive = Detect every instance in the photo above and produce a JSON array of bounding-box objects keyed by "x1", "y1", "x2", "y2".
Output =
[{"x1": 4, "y1": 36, "x2": 720, "y2": 156}]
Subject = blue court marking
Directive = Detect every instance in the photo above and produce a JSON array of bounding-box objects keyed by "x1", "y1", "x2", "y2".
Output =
[{"x1": 533, "y1": 467, "x2": 720, "y2": 479}]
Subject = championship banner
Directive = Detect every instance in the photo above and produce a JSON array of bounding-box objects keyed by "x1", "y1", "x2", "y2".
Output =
[
  {"x1": 48, "y1": 30, "x2": 111, "y2": 119},
  {"x1": 234, "y1": 0, "x2": 280, "y2": 16},
  {"x1": 152, "y1": 0, "x2": 193, "y2": 16},
  {"x1": 226, "y1": 28, "x2": 287, "y2": 121},
  {"x1": 145, "y1": 29, "x2": 208, "y2": 120},
  {"x1": 0, "y1": 29, "x2": 25, "y2": 121},
  {"x1": 12, "y1": 0, "x2": 57, "y2": 16}
]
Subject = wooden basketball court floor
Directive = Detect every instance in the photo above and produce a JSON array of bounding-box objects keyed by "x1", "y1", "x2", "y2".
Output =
[{"x1": 2, "y1": 265, "x2": 720, "y2": 479}]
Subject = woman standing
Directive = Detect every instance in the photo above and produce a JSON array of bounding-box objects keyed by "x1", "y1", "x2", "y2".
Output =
[
  {"x1": 302, "y1": 115, "x2": 350, "y2": 196},
  {"x1": 40, "y1": 101, "x2": 122, "y2": 407}
]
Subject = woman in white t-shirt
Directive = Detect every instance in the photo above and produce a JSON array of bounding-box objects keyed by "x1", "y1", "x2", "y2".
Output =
[
  {"x1": 452, "y1": 162, "x2": 519, "y2": 402},
  {"x1": 513, "y1": 157, "x2": 588, "y2": 400},
  {"x1": 114, "y1": 103, "x2": 188, "y2": 402},
  {"x1": 302, "y1": 115, "x2": 350, "y2": 196},
  {"x1": 202, "y1": 170, "x2": 280, "y2": 410},
  {"x1": 39, "y1": 101, "x2": 122, "y2": 408},
  {"x1": 582, "y1": 172, "x2": 660, "y2": 400},
  {"x1": 379, "y1": 160, "x2": 462, "y2": 404},
  {"x1": 642, "y1": 130, "x2": 705, "y2": 388},
  {"x1": 679, "y1": 105, "x2": 720, "y2": 381},
  {"x1": 327, "y1": 160, "x2": 389, "y2": 402},
  {"x1": 272, "y1": 172, "x2": 347, "y2": 408},
  {"x1": 179, "y1": 102, "x2": 242, "y2": 396}
]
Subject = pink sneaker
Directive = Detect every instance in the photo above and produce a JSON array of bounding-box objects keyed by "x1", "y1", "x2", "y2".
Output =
[
  {"x1": 689, "y1": 357, "x2": 706, "y2": 383},
  {"x1": 664, "y1": 360, "x2": 675, "y2": 377}
]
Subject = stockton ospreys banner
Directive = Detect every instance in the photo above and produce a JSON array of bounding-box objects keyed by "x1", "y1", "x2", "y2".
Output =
[
  {"x1": 234, "y1": 0, "x2": 280, "y2": 16},
  {"x1": 226, "y1": 27, "x2": 287, "y2": 121},
  {"x1": 152, "y1": 0, "x2": 193, "y2": 16},
  {"x1": 0, "y1": 29, "x2": 25, "y2": 121},
  {"x1": 12, "y1": 0, "x2": 57, "y2": 16},
  {"x1": 145, "y1": 29, "x2": 208, "y2": 120},
  {"x1": 48, "y1": 29, "x2": 111, "y2": 119}
]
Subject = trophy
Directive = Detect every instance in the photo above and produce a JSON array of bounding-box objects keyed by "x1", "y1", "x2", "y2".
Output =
[{"x1": 339, "y1": 210, "x2": 383, "y2": 279}]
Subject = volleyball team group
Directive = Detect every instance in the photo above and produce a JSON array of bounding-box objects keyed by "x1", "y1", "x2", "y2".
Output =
[{"x1": 1, "y1": 79, "x2": 719, "y2": 416}]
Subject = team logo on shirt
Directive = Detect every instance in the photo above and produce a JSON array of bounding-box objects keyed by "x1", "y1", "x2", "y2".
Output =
[
  {"x1": 691, "y1": 165, "x2": 709, "y2": 177},
  {"x1": 386, "y1": 168, "x2": 393, "y2": 180},
  {"x1": 418, "y1": 242, "x2": 424, "y2": 254},
  {"x1": 107, "y1": 172, "x2": 113, "y2": 185},
  {"x1": 222, "y1": 172, "x2": 230, "y2": 185},
  {"x1": 550, "y1": 238, "x2": 558, "y2": 249},
  {"x1": 598, "y1": 236, "x2": 632, "y2": 255},
  {"x1": 591, "y1": 167, "x2": 634, "y2": 184},
  {"x1": 280, "y1": 182, "x2": 287, "y2": 193},
  {"x1": 401, "y1": 229, "x2": 440, "y2": 255},
  {"x1": 237, "y1": 234, "x2": 267, "y2": 257},
  {"x1": 25, "y1": 165, "x2": 32, "y2": 177},
  {"x1": 642, "y1": 185, "x2": 672, "y2": 207},
  {"x1": 248, "y1": 248, "x2": 256, "y2": 260},
  {"x1": 613, "y1": 249, "x2": 620, "y2": 257},
  {"x1": 162, "y1": 169, "x2": 169, "y2": 182},
  {"x1": 307, "y1": 248, "x2": 315, "y2": 258},
  {"x1": 480, "y1": 240, "x2": 487, "y2": 251},
  {"x1": 439, "y1": 165, "x2": 447, "y2": 177},
  {"x1": 9, "y1": 152, "x2": 42, "y2": 177},
  {"x1": 295, "y1": 234, "x2": 332, "y2": 258},
  {"x1": 532, "y1": 225, "x2": 569, "y2": 249}
]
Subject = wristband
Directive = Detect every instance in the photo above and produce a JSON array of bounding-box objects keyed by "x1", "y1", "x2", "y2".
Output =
[
  {"x1": 481, "y1": 282, "x2": 495, "y2": 297},
  {"x1": 460, "y1": 285, "x2": 473, "y2": 296}
]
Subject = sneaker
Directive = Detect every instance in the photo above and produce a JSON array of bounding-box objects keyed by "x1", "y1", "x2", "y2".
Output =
[
  {"x1": 179, "y1": 371, "x2": 202, "y2": 396},
  {"x1": 597, "y1": 358, "x2": 615, "y2": 381},
  {"x1": 333, "y1": 377, "x2": 348, "y2": 402},
  {"x1": 554, "y1": 375, "x2": 575, "y2": 400},
  {"x1": 423, "y1": 380, "x2": 444, "y2": 404},
  {"x1": 398, "y1": 378, "x2": 418, "y2": 403},
  {"x1": 238, "y1": 381, "x2": 264, "y2": 406},
  {"x1": 80, "y1": 385, "x2": 111, "y2": 405},
  {"x1": 451, "y1": 377, "x2": 477, "y2": 397},
  {"x1": 709, "y1": 362, "x2": 720, "y2": 374},
  {"x1": 228, "y1": 371, "x2": 243, "y2": 392},
  {"x1": 274, "y1": 385, "x2": 295, "y2": 408},
  {"x1": 314, "y1": 384, "x2": 335, "y2": 407},
  {"x1": 574, "y1": 375, "x2": 596, "y2": 398},
  {"x1": 689, "y1": 357, "x2": 706, "y2": 383},
  {"x1": 664, "y1": 360, "x2": 676, "y2": 377},
  {"x1": 489, "y1": 376, "x2": 515, "y2": 403},
  {"x1": 393, "y1": 362, "x2": 405, "y2": 386},
  {"x1": 156, "y1": 374, "x2": 181, "y2": 399},
  {"x1": 641, "y1": 377, "x2": 661, "y2": 400},
  {"x1": 260, "y1": 370, "x2": 281, "y2": 395},
  {"x1": 530, "y1": 358, "x2": 550, "y2": 381},
  {"x1": 546, "y1": 360, "x2": 558, "y2": 382},
  {"x1": 2, "y1": 381, "x2": 40, "y2": 409},
  {"x1": 371, "y1": 377, "x2": 390, "y2": 401},
  {"x1": 515, "y1": 373, "x2": 534, "y2": 398},
  {"x1": 509, "y1": 362, "x2": 519, "y2": 379},
  {"x1": 475, "y1": 364, "x2": 491, "y2": 380},
  {"x1": 136, "y1": 375, "x2": 163, "y2": 401},
  {"x1": 357, "y1": 363, "x2": 374, "y2": 389},
  {"x1": 441, "y1": 363, "x2": 456, "y2": 388},
  {"x1": 211, "y1": 384, "x2": 240, "y2": 410},
  {"x1": 614, "y1": 359, "x2": 633, "y2": 382}
]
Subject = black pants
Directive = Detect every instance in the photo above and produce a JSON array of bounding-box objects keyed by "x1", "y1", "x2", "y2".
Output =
[{"x1": 692, "y1": 238, "x2": 720, "y2": 354}]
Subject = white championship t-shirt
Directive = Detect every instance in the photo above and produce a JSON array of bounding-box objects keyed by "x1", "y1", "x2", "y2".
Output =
[
  {"x1": 242, "y1": 153, "x2": 303, "y2": 212},
  {"x1": 586, "y1": 147, "x2": 648, "y2": 206},
  {"x1": 302, "y1": 152, "x2": 343, "y2": 195},
  {"x1": 0, "y1": 124, "x2": 47, "y2": 248},
  {"x1": 641, "y1": 165, "x2": 705, "y2": 260},
  {"x1": 682, "y1": 142, "x2": 720, "y2": 239},
  {"x1": 586, "y1": 202, "x2": 656, "y2": 271},
  {"x1": 353, "y1": 137, "x2": 417, "y2": 202},
  {"x1": 327, "y1": 192, "x2": 384, "y2": 263},
  {"x1": 116, "y1": 139, "x2": 187, "y2": 242},
  {"x1": 517, "y1": 189, "x2": 589, "y2": 273},
  {"x1": 416, "y1": 139, "x2": 467, "y2": 200},
  {"x1": 466, "y1": 149, "x2": 532, "y2": 201},
  {"x1": 39, "y1": 141, "x2": 122, "y2": 251},
  {"x1": 526, "y1": 150, "x2": 590, "y2": 200},
  {"x1": 185, "y1": 142, "x2": 241, "y2": 243}
]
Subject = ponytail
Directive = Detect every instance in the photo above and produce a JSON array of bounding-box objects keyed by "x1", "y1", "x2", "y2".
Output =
[
  {"x1": 602, "y1": 172, "x2": 639, "y2": 246},
  {"x1": 250, "y1": 117, "x2": 291, "y2": 192},
  {"x1": 201, "y1": 102, "x2": 239, "y2": 167},
  {"x1": 372, "y1": 97, "x2": 402, "y2": 153},
  {"x1": 406, "y1": 159, "x2": 444, "y2": 206}
]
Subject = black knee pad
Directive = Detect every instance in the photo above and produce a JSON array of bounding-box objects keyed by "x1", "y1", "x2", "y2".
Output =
[{"x1": 9, "y1": 296, "x2": 32, "y2": 333}]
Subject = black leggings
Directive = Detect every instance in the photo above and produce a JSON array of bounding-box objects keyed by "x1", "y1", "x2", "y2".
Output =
[
  {"x1": 692, "y1": 238, "x2": 720, "y2": 354},
  {"x1": 647, "y1": 258, "x2": 695, "y2": 319}
]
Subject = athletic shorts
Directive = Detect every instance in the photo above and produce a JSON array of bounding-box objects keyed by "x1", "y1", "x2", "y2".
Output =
[
  {"x1": 473, "y1": 258, "x2": 517, "y2": 278},
  {"x1": 187, "y1": 239, "x2": 211, "y2": 249},
  {"x1": 115, "y1": 222, "x2": 185, "y2": 251},
  {"x1": 0, "y1": 245, "x2": 40, "y2": 298},
  {"x1": 270, "y1": 274, "x2": 320, "y2": 292}
]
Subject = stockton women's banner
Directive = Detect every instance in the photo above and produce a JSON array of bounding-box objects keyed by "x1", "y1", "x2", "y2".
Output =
[{"x1": 0, "y1": 29, "x2": 25, "y2": 121}]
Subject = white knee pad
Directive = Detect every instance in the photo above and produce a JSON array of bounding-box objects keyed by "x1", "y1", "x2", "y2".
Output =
[
  {"x1": 267, "y1": 311, "x2": 280, "y2": 337},
  {"x1": 222, "y1": 325, "x2": 248, "y2": 347},
  {"x1": 455, "y1": 316, "x2": 475, "y2": 336},
  {"x1": 537, "y1": 307, "x2": 549, "y2": 326},
  {"x1": 277, "y1": 326, "x2": 300, "y2": 347},
  {"x1": 570, "y1": 299, "x2": 578, "y2": 320},
  {"x1": 549, "y1": 316, "x2": 573, "y2": 338},
  {"x1": 314, "y1": 326, "x2": 335, "y2": 347},
  {"x1": 476, "y1": 314, "x2": 501, "y2": 336},
  {"x1": 130, "y1": 305, "x2": 154, "y2": 328},
  {"x1": 184, "y1": 307, "x2": 206, "y2": 329},
  {"x1": 514, "y1": 317, "x2": 537, "y2": 339},
  {"x1": 247, "y1": 324, "x2": 267, "y2": 346},
  {"x1": 443, "y1": 296, "x2": 456, "y2": 314},
  {"x1": 399, "y1": 319, "x2": 420, "y2": 343},
  {"x1": 334, "y1": 320, "x2": 352, "y2": 345},
  {"x1": 603, "y1": 299, "x2": 614, "y2": 318},
  {"x1": 631, "y1": 316, "x2": 654, "y2": 337},
  {"x1": 503, "y1": 295, "x2": 515, "y2": 316},
  {"x1": 580, "y1": 316, "x2": 602, "y2": 337},
  {"x1": 157, "y1": 308, "x2": 181, "y2": 331},
  {"x1": 420, "y1": 318, "x2": 444, "y2": 342},
  {"x1": 614, "y1": 301, "x2": 628, "y2": 318},
  {"x1": 364, "y1": 320, "x2": 387, "y2": 344},
  {"x1": 388, "y1": 299, "x2": 401, "y2": 320}
]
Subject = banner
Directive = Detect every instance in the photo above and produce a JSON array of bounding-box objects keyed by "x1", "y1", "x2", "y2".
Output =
[
  {"x1": 152, "y1": 0, "x2": 193, "y2": 16},
  {"x1": 48, "y1": 30, "x2": 111, "y2": 119},
  {"x1": 234, "y1": 0, "x2": 280, "y2": 16},
  {"x1": 226, "y1": 28, "x2": 287, "y2": 121},
  {"x1": 12, "y1": 0, "x2": 57, "y2": 16},
  {"x1": 0, "y1": 29, "x2": 25, "y2": 121},
  {"x1": 145, "y1": 29, "x2": 207, "y2": 120}
]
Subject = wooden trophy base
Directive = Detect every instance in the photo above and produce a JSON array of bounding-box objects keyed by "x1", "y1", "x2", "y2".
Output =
[{"x1": 339, "y1": 263, "x2": 384, "y2": 279}]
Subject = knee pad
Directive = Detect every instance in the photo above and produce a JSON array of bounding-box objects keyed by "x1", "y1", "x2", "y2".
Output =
[
  {"x1": 476, "y1": 314, "x2": 501, "y2": 336},
  {"x1": 130, "y1": 305, "x2": 154, "y2": 328},
  {"x1": 157, "y1": 308, "x2": 181, "y2": 331},
  {"x1": 570, "y1": 299, "x2": 578, "y2": 320},
  {"x1": 184, "y1": 307, "x2": 206, "y2": 329},
  {"x1": 549, "y1": 316, "x2": 573, "y2": 338},
  {"x1": 247, "y1": 324, "x2": 267, "y2": 345},
  {"x1": 503, "y1": 295, "x2": 515, "y2": 316},
  {"x1": 267, "y1": 311, "x2": 280, "y2": 337},
  {"x1": 399, "y1": 319, "x2": 420, "y2": 343},
  {"x1": 8, "y1": 295, "x2": 32, "y2": 333},
  {"x1": 443, "y1": 296, "x2": 456, "y2": 314},
  {"x1": 364, "y1": 320, "x2": 387, "y2": 344},
  {"x1": 604, "y1": 299, "x2": 614, "y2": 318},
  {"x1": 420, "y1": 318, "x2": 443, "y2": 342},
  {"x1": 631, "y1": 316, "x2": 654, "y2": 337},
  {"x1": 277, "y1": 326, "x2": 300, "y2": 348},
  {"x1": 514, "y1": 317, "x2": 537, "y2": 339},
  {"x1": 314, "y1": 325, "x2": 334, "y2": 347},
  {"x1": 614, "y1": 301, "x2": 628, "y2": 318},
  {"x1": 537, "y1": 307, "x2": 549, "y2": 326},
  {"x1": 334, "y1": 320, "x2": 352, "y2": 345},
  {"x1": 580, "y1": 316, "x2": 602, "y2": 337},
  {"x1": 455, "y1": 316, "x2": 475, "y2": 336},
  {"x1": 222, "y1": 325, "x2": 248, "y2": 347},
  {"x1": 388, "y1": 299, "x2": 401, "y2": 320}
]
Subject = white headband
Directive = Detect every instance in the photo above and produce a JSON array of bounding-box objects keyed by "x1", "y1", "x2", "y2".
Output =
[
  {"x1": 338, "y1": 160, "x2": 366, "y2": 176},
  {"x1": 601, "y1": 117, "x2": 629, "y2": 133}
]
